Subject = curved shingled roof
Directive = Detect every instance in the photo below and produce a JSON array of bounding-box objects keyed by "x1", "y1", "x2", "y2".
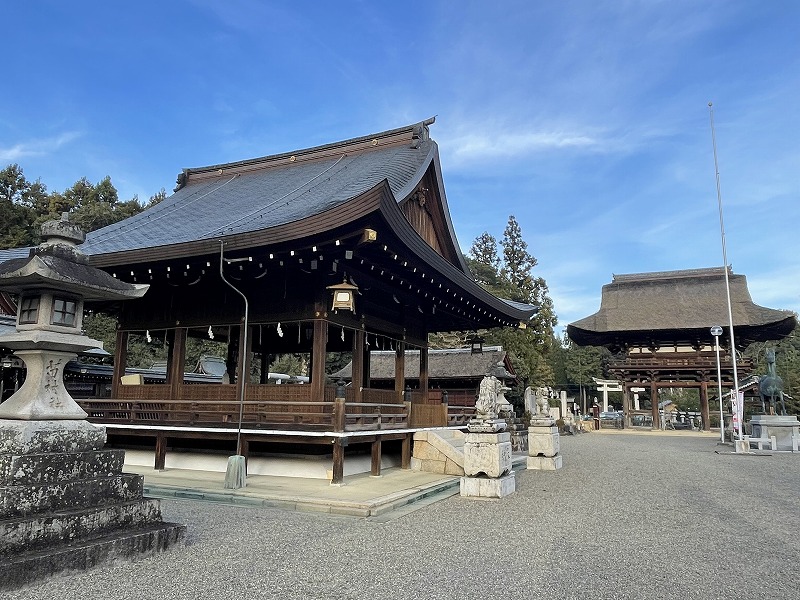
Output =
[
  {"x1": 567, "y1": 267, "x2": 796, "y2": 348},
  {"x1": 79, "y1": 120, "x2": 445, "y2": 258}
]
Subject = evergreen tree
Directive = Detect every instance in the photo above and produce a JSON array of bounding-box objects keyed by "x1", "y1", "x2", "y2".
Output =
[
  {"x1": 0, "y1": 164, "x2": 45, "y2": 247},
  {"x1": 453, "y1": 215, "x2": 558, "y2": 392}
]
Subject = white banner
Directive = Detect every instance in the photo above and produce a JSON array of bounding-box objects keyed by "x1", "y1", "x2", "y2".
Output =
[{"x1": 732, "y1": 391, "x2": 744, "y2": 434}]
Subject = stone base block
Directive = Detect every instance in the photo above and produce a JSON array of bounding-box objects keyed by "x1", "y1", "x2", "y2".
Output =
[
  {"x1": 460, "y1": 472, "x2": 516, "y2": 498},
  {"x1": 527, "y1": 455, "x2": 563, "y2": 470},
  {"x1": 0, "y1": 448, "x2": 125, "y2": 486},
  {"x1": 0, "y1": 521, "x2": 185, "y2": 592},
  {"x1": 529, "y1": 430, "x2": 560, "y2": 458},
  {"x1": 463, "y1": 432, "x2": 512, "y2": 478},
  {"x1": 0, "y1": 419, "x2": 106, "y2": 455}
]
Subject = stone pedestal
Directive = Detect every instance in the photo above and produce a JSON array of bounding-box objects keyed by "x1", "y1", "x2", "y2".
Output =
[
  {"x1": 460, "y1": 429, "x2": 515, "y2": 498},
  {"x1": 527, "y1": 417, "x2": 562, "y2": 470},
  {"x1": 460, "y1": 472, "x2": 516, "y2": 498},
  {"x1": 749, "y1": 414, "x2": 800, "y2": 451},
  {"x1": 0, "y1": 420, "x2": 185, "y2": 591},
  {"x1": 527, "y1": 455, "x2": 563, "y2": 470}
]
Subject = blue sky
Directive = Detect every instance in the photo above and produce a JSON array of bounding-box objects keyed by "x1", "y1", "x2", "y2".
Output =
[{"x1": 3, "y1": 1, "x2": 799, "y2": 333}]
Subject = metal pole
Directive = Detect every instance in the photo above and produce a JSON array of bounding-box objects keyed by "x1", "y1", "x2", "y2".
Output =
[
  {"x1": 708, "y1": 102, "x2": 741, "y2": 440},
  {"x1": 712, "y1": 328, "x2": 725, "y2": 443},
  {"x1": 219, "y1": 241, "x2": 249, "y2": 456}
]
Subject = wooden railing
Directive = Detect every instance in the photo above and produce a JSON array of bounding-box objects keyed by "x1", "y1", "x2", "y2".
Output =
[
  {"x1": 610, "y1": 354, "x2": 754, "y2": 371},
  {"x1": 81, "y1": 383, "x2": 411, "y2": 432},
  {"x1": 447, "y1": 405, "x2": 475, "y2": 426}
]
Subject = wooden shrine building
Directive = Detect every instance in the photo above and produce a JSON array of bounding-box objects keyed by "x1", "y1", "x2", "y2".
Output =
[
  {"x1": 0, "y1": 119, "x2": 535, "y2": 482},
  {"x1": 567, "y1": 268, "x2": 796, "y2": 430},
  {"x1": 332, "y1": 345, "x2": 519, "y2": 423}
]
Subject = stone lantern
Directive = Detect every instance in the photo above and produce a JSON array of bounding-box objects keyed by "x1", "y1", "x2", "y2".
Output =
[
  {"x1": 0, "y1": 213, "x2": 147, "y2": 420},
  {"x1": 0, "y1": 214, "x2": 184, "y2": 591}
]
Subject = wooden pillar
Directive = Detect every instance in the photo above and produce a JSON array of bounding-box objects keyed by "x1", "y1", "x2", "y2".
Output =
[
  {"x1": 394, "y1": 341, "x2": 406, "y2": 397},
  {"x1": 310, "y1": 318, "x2": 328, "y2": 402},
  {"x1": 650, "y1": 380, "x2": 660, "y2": 429},
  {"x1": 241, "y1": 437, "x2": 250, "y2": 465},
  {"x1": 352, "y1": 329, "x2": 365, "y2": 403},
  {"x1": 154, "y1": 433, "x2": 167, "y2": 471},
  {"x1": 332, "y1": 440, "x2": 345, "y2": 485},
  {"x1": 401, "y1": 432, "x2": 412, "y2": 469},
  {"x1": 260, "y1": 352, "x2": 270, "y2": 384},
  {"x1": 236, "y1": 322, "x2": 252, "y2": 394},
  {"x1": 419, "y1": 345, "x2": 429, "y2": 403},
  {"x1": 225, "y1": 326, "x2": 239, "y2": 383},
  {"x1": 622, "y1": 383, "x2": 630, "y2": 429},
  {"x1": 167, "y1": 327, "x2": 187, "y2": 401},
  {"x1": 370, "y1": 439, "x2": 382, "y2": 477},
  {"x1": 111, "y1": 330, "x2": 128, "y2": 398},
  {"x1": 331, "y1": 381, "x2": 346, "y2": 484},
  {"x1": 363, "y1": 339, "x2": 371, "y2": 390},
  {"x1": 700, "y1": 380, "x2": 710, "y2": 431}
]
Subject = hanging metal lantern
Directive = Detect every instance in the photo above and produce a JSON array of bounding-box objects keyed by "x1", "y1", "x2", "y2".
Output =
[{"x1": 327, "y1": 279, "x2": 359, "y2": 312}]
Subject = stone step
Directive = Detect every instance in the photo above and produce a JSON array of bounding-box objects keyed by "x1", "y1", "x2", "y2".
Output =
[
  {"x1": 0, "y1": 473, "x2": 143, "y2": 519},
  {"x1": 0, "y1": 520, "x2": 185, "y2": 592},
  {"x1": 0, "y1": 449, "x2": 125, "y2": 486},
  {"x1": 0, "y1": 420, "x2": 106, "y2": 455},
  {"x1": 0, "y1": 498, "x2": 164, "y2": 557}
]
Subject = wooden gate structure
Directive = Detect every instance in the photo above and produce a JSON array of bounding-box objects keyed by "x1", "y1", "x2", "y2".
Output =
[
  {"x1": 1, "y1": 119, "x2": 534, "y2": 482},
  {"x1": 567, "y1": 268, "x2": 796, "y2": 430}
]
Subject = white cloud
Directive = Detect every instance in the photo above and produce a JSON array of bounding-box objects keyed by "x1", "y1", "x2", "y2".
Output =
[
  {"x1": 745, "y1": 268, "x2": 800, "y2": 315},
  {"x1": 0, "y1": 132, "x2": 82, "y2": 162},
  {"x1": 445, "y1": 129, "x2": 602, "y2": 165}
]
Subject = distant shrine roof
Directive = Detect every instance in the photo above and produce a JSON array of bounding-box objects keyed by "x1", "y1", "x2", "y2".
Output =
[
  {"x1": 567, "y1": 267, "x2": 796, "y2": 348},
  {"x1": 332, "y1": 346, "x2": 516, "y2": 381}
]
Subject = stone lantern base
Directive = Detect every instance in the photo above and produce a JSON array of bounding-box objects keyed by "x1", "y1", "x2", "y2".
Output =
[{"x1": 0, "y1": 419, "x2": 185, "y2": 591}]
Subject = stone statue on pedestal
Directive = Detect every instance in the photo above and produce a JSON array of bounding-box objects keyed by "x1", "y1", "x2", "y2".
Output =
[{"x1": 460, "y1": 374, "x2": 515, "y2": 498}]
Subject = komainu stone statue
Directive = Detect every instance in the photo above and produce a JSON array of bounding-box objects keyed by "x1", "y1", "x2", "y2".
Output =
[
  {"x1": 535, "y1": 387, "x2": 550, "y2": 417},
  {"x1": 476, "y1": 375, "x2": 501, "y2": 421}
]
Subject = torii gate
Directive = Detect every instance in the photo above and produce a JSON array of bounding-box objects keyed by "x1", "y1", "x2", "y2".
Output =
[{"x1": 592, "y1": 377, "x2": 623, "y2": 412}]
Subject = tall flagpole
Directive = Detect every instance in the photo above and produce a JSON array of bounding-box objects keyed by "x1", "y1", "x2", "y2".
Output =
[{"x1": 708, "y1": 102, "x2": 742, "y2": 440}]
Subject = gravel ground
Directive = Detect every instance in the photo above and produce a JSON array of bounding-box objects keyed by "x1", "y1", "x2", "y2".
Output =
[{"x1": 7, "y1": 433, "x2": 799, "y2": 600}]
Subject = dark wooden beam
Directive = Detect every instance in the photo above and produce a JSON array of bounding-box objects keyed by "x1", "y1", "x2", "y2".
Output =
[
  {"x1": 419, "y1": 345, "x2": 429, "y2": 402},
  {"x1": 111, "y1": 330, "x2": 128, "y2": 399},
  {"x1": 167, "y1": 328, "x2": 187, "y2": 401},
  {"x1": 370, "y1": 439, "x2": 382, "y2": 477},
  {"x1": 700, "y1": 381, "x2": 710, "y2": 431},
  {"x1": 310, "y1": 318, "x2": 328, "y2": 402},
  {"x1": 352, "y1": 328, "x2": 365, "y2": 403},
  {"x1": 395, "y1": 341, "x2": 406, "y2": 394},
  {"x1": 154, "y1": 434, "x2": 167, "y2": 470}
]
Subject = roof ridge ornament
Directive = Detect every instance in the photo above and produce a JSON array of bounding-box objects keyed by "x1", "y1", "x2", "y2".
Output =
[{"x1": 410, "y1": 121, "x2": 431, "y2": 149}]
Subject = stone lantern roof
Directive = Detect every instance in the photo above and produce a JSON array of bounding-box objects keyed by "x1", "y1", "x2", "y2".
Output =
[{"x1": 0, "y1": 213, "x2": 148, "y2": 302}]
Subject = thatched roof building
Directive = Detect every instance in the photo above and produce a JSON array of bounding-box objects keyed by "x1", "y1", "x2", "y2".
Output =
[{"x1": 568, "y1": 267, "x2": 796, "y2": 350}]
